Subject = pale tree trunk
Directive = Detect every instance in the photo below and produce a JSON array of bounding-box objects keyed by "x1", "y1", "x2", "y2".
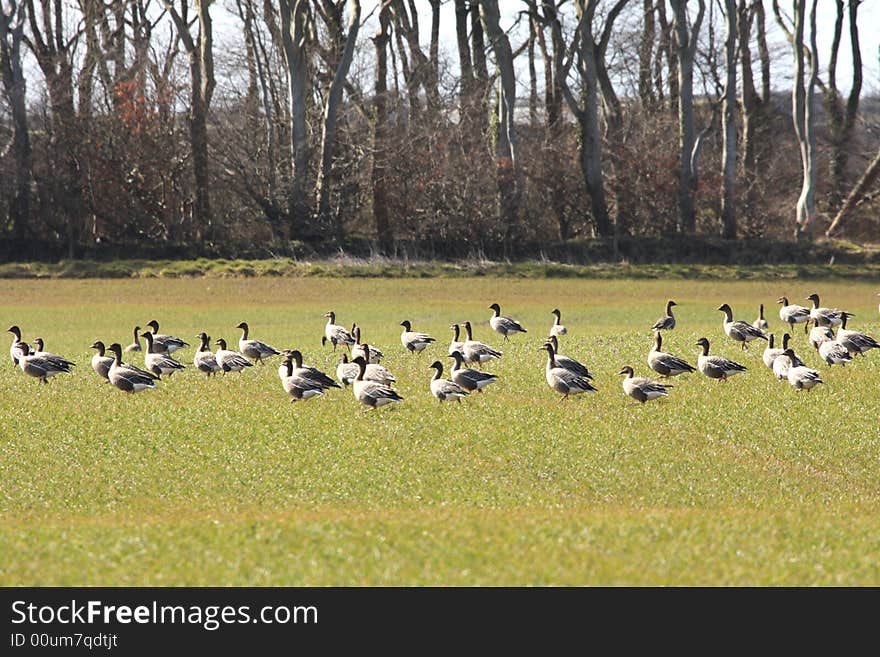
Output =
[
  {"x1": 0, "y1": 0, "x2": 32, "y2": 242},
  {"x1": 738, "y1": 0, "x2": 759, "y2": 219},
  {"x1": 315, "y1": 0, "x2": 360, "y2": 231},
  {"x1": 279, "y1": 0, "x2": 311, "y2": 232},
  {"x1": 163, "y1": 0, "x2": 216, "y2": 244},
  {"x1": 720, "y1": 0, "x2": 737, "y2": 239},
  {"x1": 787, "y1": 0, "x2": 819, "y2": 240},
  {"x1": 372, "y1": 1, "x2": 393, "y2": 253},
  {"x1": 479, "y1": 0, "x2": 521, "y2": 251},
  {"x1": 670, "y1": 0, "x2": 705, "y2": 234},
  {"x1": 825, "y1": 148, "x2": 880, "y2": 238}
]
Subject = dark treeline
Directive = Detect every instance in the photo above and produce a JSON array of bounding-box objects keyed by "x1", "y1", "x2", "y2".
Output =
[{"x1": 0, "y1": 0, "x2": 877, "y2": 262}]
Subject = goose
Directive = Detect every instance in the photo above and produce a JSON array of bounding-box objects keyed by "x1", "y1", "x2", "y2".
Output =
[
  {"x1": 428, "y1": 361, "x2": 469, "y2": 403},
  {"x1": 89, "y1": 341, "x2": 114, "y2": 380},
  {"x1": 279, "y1": 354, "x2": 328, "y2": 402},
  {"x1": 651, "y1": 300, "x2": 677, "y2": 331},
  {"x1": 106, "y1": 342, "x2": 159, "y2": 393},
  {"x1": 124, "y1": 326, "x2": 142, "y2": 353},
  {"x1": 549, "y1": 309, "x2": 567, "y2": 337},
  {"x1": 835, "y1": 313, "x2": 879, "y2": 357},
  {"x1": 214, "y1": 338, "x2": 254, "y2": 374},
  {"x1": 816, "y1": 334, "x2": 853, "y2": 367},
  {"x1": 278, "y1": 349, "x2": 341, "y2": 391},
  {"x1": 400, "y1": 320, "x2": 436, "y2": 354},
  {"x1": 235, "y1": 322, "x2": 281, "y2": 365},
  {"x1": 772, "y1": 348, "x2": 794, "y2": 381},
  {"x1": 805, "y1": 294, "x2": 844, "y2": 328},
  {"x1": 538, "y1": 342, "x2": 597, "y2": 401},
  {"x1": 351, "y1": 356, "x2": 403, "y2": 410},
  {"x1": 336, "y1": 353, "x2": 395, "y2": 386},
  {"x1": 322, "y1": 311, "x2": 355, "y2": 351},
  {"x1": 193, "y1": 332, "x2": 222, "y2": 377},
  {"x1": 784, "y1": 350, "x2": 823, "y2": 391},
  {"x1": 461, "y1": 321, "x2": 502, "y2": 368},
  {"x1": 718, "y1": 303, "x2": 768, "y2": 350},
  {"x1": 14, "y1": 341, "x2": 73, "y2": 383},
  {"x1": 762, "y1": 334, "x2": 784, "y2": 370},
  {"x1": 449, "y1": 324, "x2": 464, "y2": 356},
  {"x1": 781, "y1": 333, "x2": 803, "y2": 366},
  {"x1": 7, "y1": 325, "x2": 27, "y2": 366},
  {"x1": 351, "y1": 326, "x2": 384, "y2": 363},
  {"x1": 617, "y1": 365, "x2": 672, "y2": 404},
  {"x1": 753, "y1": 304, "x2": 768, "y2": 331},
  {"x1": 809, "y1": 324, "x2": 835, "y2": 351},
  {"x1": 449, "y1": 350, "x2": 499, "y2": 393},
  {"x1": 144, "y1": 320, "x2": 189, "y2": 354},
  {"x1": 488, "y1": 303, "x2": 527, "y2": 341},
  {"x1": 647, "y1": 331, "x2": 695, "y2": 378},
  {"x1": 777, "y1": 297, "x2": 811, "y2": 334},
  {"x1": 31, "y1": 338, "x2": 76, "y2": 370},
  {"x1": 695, "y1": 337, "x2": 747, "y2": 381},
  {"x1": 142, "y1": 331, "x2": 186, "y2": 377},
  {"x1": 545, "y1": 335, "x2": 593, "y2": 379}
]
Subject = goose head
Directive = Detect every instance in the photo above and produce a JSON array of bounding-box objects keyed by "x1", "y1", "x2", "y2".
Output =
[
  {"x1": 214, "y1": 338, "x2": 227, "y2": 350},
  {"x1": 107, "y1": 343, "x2": 123, "y2": 360},
  {"x1": 546, "y1": 334, "x2": 559, "y2": 351},
  {"x1": 805, "y1": 294, "x2": 820, "y2": 306},
  {"x1": 666, "y1": 300, "x2": 677, "y2": 311},
  {"x1": 776, "y1": 297, "x2": 789, "y2": 305},
  {"x1": 695, "y1": 337, "x2": 711, "y2": 354},
  {"x1": 323, "y1": 311, "x2": 336, "y2": 322},
  {"x1": 235, "y1": 322, "x2": 249, "y2": 336},
  {"x1": 146, "y1": 320, "x2": 160, "y2": 333},
  {"x1": 33, "y1": 337, "x2": 44, "y2": 352},
  {"x1": 7, "y1": 325, "x2": 21, "y2": 339},
  {"x1": 90, "y1": 340, "x2": 106, "y2": 353},
  {"x1": 489, "y1": 303, "x2": 501, "y2": 315},
  {"x1": 551, "y1": 308, "x2": 561, "y2": 319},
  {"x1": 429, "y1": 360, "x2": 443, "y2": 376},
  {"x1": 782, "y1": 333, "x2": 792, "y2": 349},
  {"x1": 616, "y1": 365, "x2": 634, "y2": 378},
  {"x1": 288, "y1": 350, "x2": 304, "y2": 368},
  {"x1": 400, "y1": 320, "x2": 412, "y2": 331}
]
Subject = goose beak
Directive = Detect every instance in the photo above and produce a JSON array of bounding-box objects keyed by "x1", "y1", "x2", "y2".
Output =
[{"x1": 616, "y1": 368, "x2": 627, "y2": 375}]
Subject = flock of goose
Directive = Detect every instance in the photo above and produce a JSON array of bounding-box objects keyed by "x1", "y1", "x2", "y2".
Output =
[{"x1": 6, "y1": 294, "x2": 879, "y2": 409}]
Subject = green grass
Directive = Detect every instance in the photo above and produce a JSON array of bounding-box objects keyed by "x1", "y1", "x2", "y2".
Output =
[
  {"x1": 3, "y1": 257, "x2": 880, "y2": 281},
  {"x1": 1, "y1": 277, "x2": 879, "y2": 585}
]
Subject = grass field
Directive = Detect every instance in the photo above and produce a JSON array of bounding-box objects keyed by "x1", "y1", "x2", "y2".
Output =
[{"x1": 1, "y1": 276, "x2": 879, "y2": 585}]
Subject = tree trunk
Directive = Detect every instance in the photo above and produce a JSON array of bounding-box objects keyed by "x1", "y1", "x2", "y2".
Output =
[
  {"x1": 315, "y1": 0, "x2": 361, "y2": 231},
  {"x1": 454, "y1": 0, "x2": 473, "y2": 120},
  {"x1": 479, "y1": 0, "x2": 521, "y2": 251},
  {"x1": 790, "y1": 0, "x2": 818, "y2": 240},
  {"x1": 720, "y1": 0, "x2": 737, "y2": 239},
  {"x1": 470, "y1": 2, "x2": 489, "y2": 139},
  {"x1": 755, "y1": 0, "x2": 771, "y2": 104},
  {"x1": 372, "y1": 3, "x2": 393, "y2": 253},
  {"x1": 670, "y1": 0, "x2": 705, "y2": 234},
  {"x1": 825, "y1": 147, "x2": 880, "y2": 238},
  {"x1": 638, "y1": 0, "x2": 655, "y2": 109},
  {"x1": 0, "y1": 3, "x2": 32, "y2": 242},
  {"x1": 279, "y1": 0, "x2": 311, "y2": 233},
  {"x1": 738, "y1": 0, "x2": 758, "y2": 220}
]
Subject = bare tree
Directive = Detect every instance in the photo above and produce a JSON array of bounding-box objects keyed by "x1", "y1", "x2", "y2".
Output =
[
  {"x1": 823, "y1": 0, "x2": 862, "y2": 211},
  {"x1": 638, "y1": 0, "x2": 655, "y2": 108},
  {"x1": 162, "y1": 0, "x2": 216, "y2": 243},
  {"x1": 372, "y1": 0, "x2": 393, "y2": 252},
  {"x1": 0, "y1": 0, "x2": 31, "y2": 242},
  {"x1": 279, "y1": 0, "x2": 311, "y2": 231},
  {"x1": 720, "y1": 0, "x2": 736, "y2": 238},
  {"x1": 314, "y1": 0, "x2": 360, "y2": 232},
  {"x1": 825, "y1": 147, "x2": 880, "y2": 238},
  {"x1": 775, "y1": 0, "x2": 819, "y2": 240},
  {"x1": 669, "y1": 0, "x2": 705, "y2": 234}
]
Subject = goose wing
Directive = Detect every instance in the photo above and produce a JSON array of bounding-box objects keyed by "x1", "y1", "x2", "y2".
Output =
[
  {"x1": 554, "y1": 354, "x2": 593, "y2": 379},
  {"x1": 359, "y1": 380, "x2": 403, "y2": 403},
  {"x1": 728, "y1": 321, "x2": 767, "y2": 341},
  {"x1": 651, "y1": 351, "x2": 695, "y2": 374},
  {"x1": 651, "y1": 316, "x2": 674, "y2": 331},
  {"x1": 705, "y1": 355, "x2": 747, "y2": 373}
]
